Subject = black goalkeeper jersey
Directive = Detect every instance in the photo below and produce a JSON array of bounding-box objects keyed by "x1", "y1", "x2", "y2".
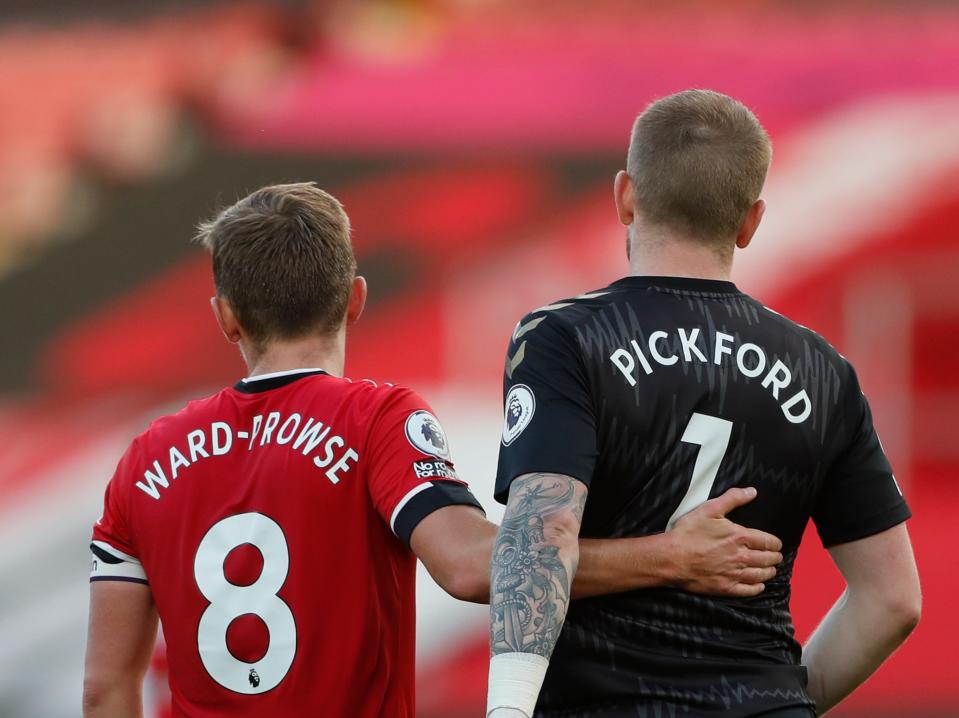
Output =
[{"x1": 494, "y1": 275, "x2": 911, "y2": 718}]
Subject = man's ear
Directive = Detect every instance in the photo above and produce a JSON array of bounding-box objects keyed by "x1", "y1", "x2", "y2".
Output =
[
  {"x1": 735, "y1": 199, "x2": 766, "y2": 250},
  {"x1": 614, "y1": 170, "x2": 636, "y2": 227},
  {"x1": 346, "y1": 276, "x2": 367, "y2": 326},
  {"x1": 210, "y1": 296, "x2": 242, "y2": 344}
]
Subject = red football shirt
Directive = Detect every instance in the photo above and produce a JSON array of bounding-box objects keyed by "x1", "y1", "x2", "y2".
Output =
[{"x1": 90, "y1": 369, "x2": 482, "y2": 717}]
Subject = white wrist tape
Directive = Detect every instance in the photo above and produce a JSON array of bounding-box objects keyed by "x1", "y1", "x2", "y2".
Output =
[{"x1": 487, "y1": 652, "x2": 550, "y2": 718}]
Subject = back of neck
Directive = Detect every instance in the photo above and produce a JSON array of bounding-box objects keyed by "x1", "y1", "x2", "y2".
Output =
[
  {"x1": 245, "y1": 333, "x2": 346, "y2": 379},
  {"x1": 627, "y1": 229, "x2": 733, "y2": 282}
]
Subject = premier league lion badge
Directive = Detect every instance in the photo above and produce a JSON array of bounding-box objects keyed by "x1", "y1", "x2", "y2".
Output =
[
  {"x1": 502, "y1": 384, "x2": 535, "y2": 446},
  {"x1": 405, "y1": 410, "x2": 452, "y2": 460}
]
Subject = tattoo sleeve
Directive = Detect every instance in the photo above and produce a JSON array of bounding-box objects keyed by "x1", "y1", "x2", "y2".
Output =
[{"x1": 490, "y1": 473, "x2": 587, "y2": 658}]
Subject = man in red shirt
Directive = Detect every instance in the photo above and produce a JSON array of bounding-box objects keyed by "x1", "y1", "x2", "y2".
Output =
[{"x1": 83, "y1": 183, "x2": 783, "y2": 717}]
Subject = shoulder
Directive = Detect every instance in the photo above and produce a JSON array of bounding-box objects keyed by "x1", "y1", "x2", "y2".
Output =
[
  {"x1": 755, "y1": 300, "x2": 850, "y2": 366},
  {"x1": 504, "y1": 291, "x2": 617, "y2": 383},
  {"x1": 336, "y1": 375, "x2": 427, "y2": 411},
  {"x1": 753, "y1": 299, "x2": 859, "y2": 408},
  {"x1": 259, "y1": 372, "x2": 426, "y2": 416},
  {"x1": 337, "y1": 378, "x2": 453, "y2": 459},
  {"x1": 134, "y1": 387, "x2": 230, "y2": 448},
  {"x1": 104, "y1": 391, "x2": 226, "y2": 488},
  {"x1": 509, "y1": 288, "x2": 615, "y2": 347},
  {"x1": 336, "y1": 377, "x2": 441, "y2": 438}
]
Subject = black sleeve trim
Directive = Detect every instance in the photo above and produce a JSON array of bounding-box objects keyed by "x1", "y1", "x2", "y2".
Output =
[
  {"x1": 393, "y1": 481, "x2": 485, "y2": 547},
  {"x1": 91, "y1": 543, "x2": 125, "y2": 564},
  {"x1": 90, "y1": 576, "x2": 150, "y2": 585},
  {"x1": 493, "y1": 467, "x2": 592, "y2": 505},
  {"x1": 818, "y1": 502, "x2": 912, "y2": 548}
]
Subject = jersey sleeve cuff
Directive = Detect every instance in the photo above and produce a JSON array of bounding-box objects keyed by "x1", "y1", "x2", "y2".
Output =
[
  {"x1": 90, "y1": 540, "x2": 148, "y2": 584},
  {"x1": 817, "y1": 502, "x2": 913, "y2": 548},
  {"x1": 493, "y1": 467, "x2": 592, "y2": 504},
  {"x1": 391, "y1": 481, "x2": 485, "y2": 547}
]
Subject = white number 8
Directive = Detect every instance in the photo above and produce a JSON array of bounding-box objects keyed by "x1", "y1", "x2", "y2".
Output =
[{"x1": 194, "y1": 513, "x2": 296, "y2": 694}]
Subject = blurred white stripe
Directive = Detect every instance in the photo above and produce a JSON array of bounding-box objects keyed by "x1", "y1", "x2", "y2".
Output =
[{"x1": 742, "y1": 94, "x2": 959, "y2": 299}]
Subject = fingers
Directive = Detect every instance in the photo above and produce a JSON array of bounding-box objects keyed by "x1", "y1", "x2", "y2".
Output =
[
  {"x1": 702, "y1": 487, "x2": 757, "y2": 517},
  {"x1": 737, "y1": 566, "x2": 778, "y2": 584},
  {"x1": 742, "y1": 529, "x2": 784, "y2": 553},
  {"x1": 724, "y1": 565, "x2": 778, "y2": 597},
  {"x1": 741, "y1": 549, "x2": 783, "y2": 568},
  {"x1": 726, "y1": 582, "x2": 766, "y2": 598},
  {"x1": 690, "y1": 574, "x2": 772, "y2": 598}
]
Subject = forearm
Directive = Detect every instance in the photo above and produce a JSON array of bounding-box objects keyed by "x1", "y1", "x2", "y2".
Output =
[
  {"x1": 802, "y1": 589, "x2": 918, "y2": 715},
  {"x1": 490, "y1": 519, "x2": 580, "y2": 654},
  {"x1": 487, "y1": 474, "x2": 586, "y2": 718},
  {"x1": 82, "y1": 682, "x2": 143, "y2": 718},
  {"x1": 430, "y1": 494, "x2": 781, "y2": 604},
  {"x1": 453, "y1": 522, "x2": 675, "y2": 603},
  {"x1": 490, "y1": 474, "x2": 586, "y2": 657},
  {"x1": 442, "y1": 519, "x2": 594, "y2": 604},
  {"x1": 574, "y1": 533, "x2": 677, "y2": 599}
]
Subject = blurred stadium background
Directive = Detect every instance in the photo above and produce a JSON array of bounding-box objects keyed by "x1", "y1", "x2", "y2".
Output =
[{"x1": 1, "y1": 1, "x2": 957, "y2": 716}]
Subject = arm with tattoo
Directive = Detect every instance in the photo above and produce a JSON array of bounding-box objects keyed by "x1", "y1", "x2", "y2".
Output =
[
  {"x1": 412, "y1": 487, "x2": 781, "y2": 605},
  {"x1": 490, "y1": 472, "x2": 587, "y2": 658}
]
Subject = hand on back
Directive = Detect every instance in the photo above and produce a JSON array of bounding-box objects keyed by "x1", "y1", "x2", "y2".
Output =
[{"x1": 669, "y1": 487, "x2": 783, "y2": 598}]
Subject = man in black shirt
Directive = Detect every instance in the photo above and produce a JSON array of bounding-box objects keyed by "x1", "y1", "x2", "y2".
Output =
[{"x1": 485, "y1": 90, "x2": 921, "y2": 718}]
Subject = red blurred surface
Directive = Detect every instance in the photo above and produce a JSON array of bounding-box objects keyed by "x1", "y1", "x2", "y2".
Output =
[
  {"x1": 3, "y1": 3, "x2": 957, "y2": 716},
  {"x1": 13, "y1": 156, "x2": 957, "y2": 716}
]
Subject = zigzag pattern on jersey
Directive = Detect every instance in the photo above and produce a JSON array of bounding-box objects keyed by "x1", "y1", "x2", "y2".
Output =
[
  {"x1": 591, "y1": 412, "x2": 811, "y2": 662},
  {"x1": 563, "y1": 594, "x2": 797, "y2": 663},
  {"x1": 741, "y1": 300, "x2": 846, "y2": 445},
  {"x1": 591, "y1": 403, "x2": 819, "y2": 540},
  {"x1": 783, "y1": 335, "x2": 845, "y2": 444},
  {"x1": 575, "y1": 297, "x2": 844, "y2": 443},
  {"x1": 559, "y1": 552, "x2": 800, "y2": 665},
  {"x1": 506, "y1": 292, "x2": 609, "y2": 379},
  {"x1": 540, "y1": 673, "x2": 810, "y2": 718},
  {"x1": 720, "y1": 435, "x2": 824, "y2": 503},
  {"x1": 575, "y1": 301, "x2": 748, "y2": 413},
  {"x1": 565, "y1": 603, "x2": 737, "y2": 662},
  {"x1": 630, "y1": 675, "x2": 809, "y2": 715},
  {"x1": 596, "y1": 400, "x2": 688, "y2": 533}
]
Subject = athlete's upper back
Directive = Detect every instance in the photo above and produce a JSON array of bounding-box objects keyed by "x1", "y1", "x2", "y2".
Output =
[
  {"x1": 494, "y1": 276, "x2": 910, "y2": 714},
  {"x1": 91, "y1": 369, "x2": 480, "y2": 718}
]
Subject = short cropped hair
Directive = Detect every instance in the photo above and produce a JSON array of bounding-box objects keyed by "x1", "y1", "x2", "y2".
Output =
[
  {"x1": 627, "y1": 89, "x2": 772, "y2": 243},
  {"x1": 195, "y1": 182, "x2": 356, "y2": 349}
]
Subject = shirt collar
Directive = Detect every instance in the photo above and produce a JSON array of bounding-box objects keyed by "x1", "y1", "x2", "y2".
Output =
[{"x1": 234, "y1": 368, "x2": 328, "y2": 394}]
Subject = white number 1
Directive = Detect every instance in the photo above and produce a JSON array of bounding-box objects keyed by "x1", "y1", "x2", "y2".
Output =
[{"x1": 665, "y1": 413, "x2": 733, "y2": 531}]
